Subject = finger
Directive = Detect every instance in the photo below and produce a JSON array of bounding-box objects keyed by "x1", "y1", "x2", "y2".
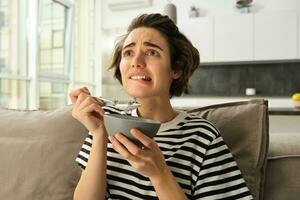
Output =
[
  {"x1": 69, "y1": 89, "x2": 81, "y2": 104},
  {"x1": 81, "y1": 102, "x2": 104, "y2": 118},
  {"x1": 78, "y1": 95, "x2": 101, "y2": 111},
  {"x1": 130, "y1": 129, "x2": 156, "y2": 150},
  {"x1": 114, "y1": 133, "x2": 144, "y2": 156},
  {"x1": 72, "y1": 98, "x2": 102, "y2": 121},
  {"x1": 69, "y1": 87, "x2": 90, "y2": 104},
  {"x1": 75, "y1": 92, "x2": 89, "y2": 107},
  {"x1": 108, "y1": 135, "x2": 139, "y2": 162},
  {"x1": 93, "y1": 97, "x2": 106, "y2": 106},
  {"x1": 82, "y1": 86, "x2": 91, "y2": 95}
]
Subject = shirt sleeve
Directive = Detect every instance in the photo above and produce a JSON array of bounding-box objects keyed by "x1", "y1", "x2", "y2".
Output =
[
  {"x1": 75, "y1": 132, "x2": 93, "y2": 170},
  {"x1": 193, "y1": 135, "x2": 253, "y2": 200}
]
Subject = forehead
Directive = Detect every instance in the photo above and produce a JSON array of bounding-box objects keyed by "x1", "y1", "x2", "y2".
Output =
[{"x1": 123, "y1": 27, "x2": 169, "y2": 47}]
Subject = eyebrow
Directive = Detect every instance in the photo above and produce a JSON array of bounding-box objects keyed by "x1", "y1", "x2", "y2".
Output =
[{"x1": 123, "y1": 41, "x2": 164, "y2": 51}]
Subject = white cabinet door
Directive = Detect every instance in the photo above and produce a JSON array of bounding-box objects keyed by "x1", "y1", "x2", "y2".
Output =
[
  {"x1": 214, "y1": 14, "x2": 254, "y2": 62},
  {"x1": 254, "y1": 11, "x2": 298, "y2": 61},
  {"x1": 178, "y1": 17, "x2": 213, "y2": 63}
]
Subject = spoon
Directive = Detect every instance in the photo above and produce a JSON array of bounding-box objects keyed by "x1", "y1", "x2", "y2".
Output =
[{"x1": 95, "y1": 97, "x2": 141, "y2": 113}]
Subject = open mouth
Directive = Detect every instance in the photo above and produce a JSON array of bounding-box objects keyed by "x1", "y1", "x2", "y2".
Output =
[{"x1": 129, "y1": 75, "x2": 152, "y2": 82}]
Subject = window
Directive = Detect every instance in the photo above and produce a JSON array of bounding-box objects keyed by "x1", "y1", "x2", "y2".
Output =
[
  {"x1": 39, "y1": 81, "x2": 68, "y2": 109},
  {"x1": 0, "y1": 0, "x2": 28, "y2": 109},
  {"x1": 39, "y1": 0, "x2": 67, "y2": 76},
  {"x1": 38, "y1": 0, "x2": 70, "y2": 109},
  {"x1": 0, "y1": 0, "x2": 98, "y2": 110}
]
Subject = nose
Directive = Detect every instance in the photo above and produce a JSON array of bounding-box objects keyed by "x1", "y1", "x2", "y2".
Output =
[{"x1": 131, "y1": 52, "x2": 145, "y2": 68}]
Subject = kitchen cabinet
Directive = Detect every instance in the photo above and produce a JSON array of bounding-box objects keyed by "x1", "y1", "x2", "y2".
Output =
[
  {"x1": 254, "y1": 10, "x2": 298, "y2": 61},
  {"x1": 178, "y1": 17, "x2": 214, "y2": 63},
  {"x1": 179, "y1": 10, "x2": 299, "y2": 63},
  {"x1": 214, "y1": 14, "x2": 253, "y2": 62}
]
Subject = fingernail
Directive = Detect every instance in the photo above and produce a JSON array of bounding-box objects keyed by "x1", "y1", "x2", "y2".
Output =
[
  {"x1": 130, "y1": 129, "x2": 134, "y2": 135},
  {"x1": 95, "y1": 97, "x2": 104, "y2": 104},
  {"x1": 83, "y1": 87, "x2": 90, "y2": 93},
  {"x1": 80, "y1": 87, "x2": 87, "y2": 92},
  {"x1": 131, "y1": 128, "x2": 138, "y2": 134}
]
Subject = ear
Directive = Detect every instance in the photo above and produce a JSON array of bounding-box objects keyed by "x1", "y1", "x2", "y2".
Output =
[
  {"x1": 171, "y1": 61, "x2": 183, "y2": 80},
  {"x1": 171, "y1": 69, "x2": 183, "y2": 80}
]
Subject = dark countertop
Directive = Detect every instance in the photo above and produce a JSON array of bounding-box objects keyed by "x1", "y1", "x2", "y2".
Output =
[{"x1": 269, "y1": 107, "x2": 300, "y2": 115}]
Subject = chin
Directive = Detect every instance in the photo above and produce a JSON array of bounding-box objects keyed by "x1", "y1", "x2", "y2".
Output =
[
  {"x1": 127, "y1": 92, "x2": 151, "y2": 99},
  {"x1": 125, "y1": 88, "x2": 151, "y2": 98}
]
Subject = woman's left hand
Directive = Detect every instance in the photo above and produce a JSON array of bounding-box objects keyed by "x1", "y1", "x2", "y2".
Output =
[{"x1": 108, "y1": 129, "x2": 167, "y2": 179}]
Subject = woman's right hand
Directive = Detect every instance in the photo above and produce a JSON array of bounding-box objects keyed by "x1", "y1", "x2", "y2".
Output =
[{"x1": 69, "y1": 87, "x2": 106, "y2": 135}]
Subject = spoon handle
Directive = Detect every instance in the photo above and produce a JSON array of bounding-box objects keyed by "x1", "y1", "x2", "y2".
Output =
[{"x1": 96, "y1": 97, "x2": 140, "y2": 113}]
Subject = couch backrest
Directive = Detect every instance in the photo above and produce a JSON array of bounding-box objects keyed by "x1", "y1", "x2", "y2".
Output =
[
  {"x1": 0, "y1": 106, "x2": 88, "y2": 200},
  {"x1": 188, "y1": 99, "x2": 269, "y2": 200},
  {"x1": 0, "y1": 99, "x2": 268, "y2": 200}
]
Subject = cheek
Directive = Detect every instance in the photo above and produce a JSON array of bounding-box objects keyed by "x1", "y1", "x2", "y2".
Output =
[
  {"x1": 119, "y1": 60, "x2": 126, "y2": 74},
  {"x1": 119, "y1": 60, "x2": 128, "y2": 83}
]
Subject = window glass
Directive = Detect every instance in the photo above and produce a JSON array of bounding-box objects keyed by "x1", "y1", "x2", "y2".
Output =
[
  {"x1": 39, "y1": 81, "x2": 68, "y2": 110},
  {"x1": 0, "y1": 0, "x2": 97, "y2": 110},
  {"x1": 0, "y1": 79, "x2": 28, "y2": 109},
  {"x1": 0, "y1": 0, "x2": 26, "y2": 76},
  {"x1": 39, "y1": 0, "x2": 67, "y2": 75},
  {"x1": 0, "y1": 0, "x2": 8, "y2": 74}
]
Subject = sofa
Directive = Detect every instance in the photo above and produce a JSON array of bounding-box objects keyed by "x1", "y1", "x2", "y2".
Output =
[{"x1": 0, "y1": 99, "x2": 299, "y2": 200}]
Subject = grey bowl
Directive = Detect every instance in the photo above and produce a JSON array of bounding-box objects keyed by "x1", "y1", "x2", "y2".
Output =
[{"x1": 104, "y1": 114, "x2": 161, "y2": 145}]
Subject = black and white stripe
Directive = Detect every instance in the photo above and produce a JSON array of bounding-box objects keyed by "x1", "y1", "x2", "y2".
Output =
[{"x1": 75, "y1": 106, "x2": 253, "y2": 199}]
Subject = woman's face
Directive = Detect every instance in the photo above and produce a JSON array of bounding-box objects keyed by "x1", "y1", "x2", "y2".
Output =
[{"x1": 119, "y1": 27, "x2": 181, "y2": 100}]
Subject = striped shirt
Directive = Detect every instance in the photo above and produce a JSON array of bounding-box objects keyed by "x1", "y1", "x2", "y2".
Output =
[{"x1": 76, "y1": 106, "x2": 253, "y2": 200}]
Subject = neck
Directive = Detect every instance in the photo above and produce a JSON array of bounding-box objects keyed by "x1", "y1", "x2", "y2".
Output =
[{"x1": 136, "y1": 98, "x2": 178, "y2": 123}]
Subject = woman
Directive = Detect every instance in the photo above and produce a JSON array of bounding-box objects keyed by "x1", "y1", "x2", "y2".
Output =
[{"x1": 70, "y1": 13, "x2": 253, "y2": 200}]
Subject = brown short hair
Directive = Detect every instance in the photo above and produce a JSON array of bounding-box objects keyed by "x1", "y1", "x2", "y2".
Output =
[{"x1": 109, "y1": 13, "x2": 200, "y2": 97}]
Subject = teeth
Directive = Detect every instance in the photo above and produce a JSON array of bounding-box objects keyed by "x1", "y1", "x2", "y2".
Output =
[{"x1": 130, "y1": 75, "x2": 151, "y2": 81}]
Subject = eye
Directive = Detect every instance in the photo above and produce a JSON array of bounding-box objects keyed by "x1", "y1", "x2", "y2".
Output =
[
  {"x1": 145, "y1": 49, "x2": 160, "y2": 57},
  {"x1": 122, "y1": 50, "x2": 133, "y2": 57}
]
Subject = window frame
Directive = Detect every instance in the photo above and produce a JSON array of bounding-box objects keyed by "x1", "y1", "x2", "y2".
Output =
[
  {"x1": 0, "y1": 0, "x2": 101, "y2": 110},
  {"x1": 35, "y1": 0, "x2": 74, "y2": 109}
]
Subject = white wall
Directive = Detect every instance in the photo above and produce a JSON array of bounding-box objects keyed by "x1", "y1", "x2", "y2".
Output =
[
  {"x1": 100, "y1": 0, "x2": 300, "y2": 59},
  {"x1": 102, "y1": 0, "x2": 300, "y2": 29}
]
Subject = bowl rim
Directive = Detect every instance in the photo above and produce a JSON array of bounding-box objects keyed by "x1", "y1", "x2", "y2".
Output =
[{"x1": 104, "y1": 113, "x2": 161, "y2": 124}]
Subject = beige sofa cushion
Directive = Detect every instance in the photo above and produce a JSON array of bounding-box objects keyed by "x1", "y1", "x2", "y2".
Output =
[
  {"x1": 188, "y1": 99, "x2": 269, "y2": 200},
  {"x1": 0, "y1": 100, "x2": 268, "y2": 200},
  {"x1": 264, "y1": 132, "x2": 300, "y2": 200},
  {"x1": 0, "y1": 106, "x2": 88, "y2": 200}
]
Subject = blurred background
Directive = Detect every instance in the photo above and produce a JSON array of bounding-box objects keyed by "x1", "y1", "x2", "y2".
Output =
[{"x1": 0, "y1": 0, "x2": 300, "y2": 110}]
